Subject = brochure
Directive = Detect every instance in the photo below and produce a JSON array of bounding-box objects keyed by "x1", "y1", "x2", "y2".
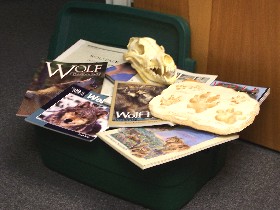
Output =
[{"x1": 25, "y1": 85, "x2": 110, "y2": 142}]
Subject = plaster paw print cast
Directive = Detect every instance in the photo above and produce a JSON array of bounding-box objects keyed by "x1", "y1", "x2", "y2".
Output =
[
  {"x1": 124, "y1": 37, "x2": 177, "y2": 85},
  {"x1": 149, "y1": 81, "x2": 260, "y2": 135}
]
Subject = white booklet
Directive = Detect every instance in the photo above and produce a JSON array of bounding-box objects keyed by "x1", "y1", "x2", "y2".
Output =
[{"x1": 55, "y1": 39, "x2": 127, "y2": 66}]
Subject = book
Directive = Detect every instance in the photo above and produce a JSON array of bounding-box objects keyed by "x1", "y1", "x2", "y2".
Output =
[
  {"x1": 97, "y1": 125, "x2": 239, "y2": 169},
  {"x1": 108, "y1": 81, "x2": 174, "y2": 127},
  {"x1": 25, "y1": 84, "x2": 110, "y2": 142},
  {"x1": 17, "y1": 60, "x2": 107, "y2": 117},
  {"x1": 210, "y1": 80, "x2": 270, "y2": 105}
]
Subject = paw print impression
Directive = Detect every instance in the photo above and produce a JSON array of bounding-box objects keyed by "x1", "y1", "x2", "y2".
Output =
[
  {"x1": 160, "y1": 95, "x2": 182, "y2": 106},
  {"x1": 176, "y1": 84, "x2": 202, "y2": 91},
  {"x1": 187, "y1": 92, "x2": 220, "y2": 113},
  {"x1": 215, "y1": 108, "x2": 246, "y2": 124},
  {"x1": 231, "y1": 95, "x2": 247, "y2": 104}
]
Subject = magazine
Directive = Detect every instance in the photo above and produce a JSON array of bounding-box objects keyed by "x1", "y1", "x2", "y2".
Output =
[
  {"x1": 97, "y1": 126, "x2": 239, "y2": 169},
  {"x1": 25, "y1": 85, "x2": 110, "y2": 142},
  {"x1": 176, "y1": 69, "x2": 217, "y2": 85},
  {"x1": 17, "y1": 60, "x2": 107, "y2": 117},
  {"x1": 211, "y1": 80, "x2": 270, "y2": 105},
  {"x1": 108, "y1": 81, "x2": 174, "y2": 127}
]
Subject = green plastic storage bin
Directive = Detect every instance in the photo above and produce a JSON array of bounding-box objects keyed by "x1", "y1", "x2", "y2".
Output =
[{"x1": 37, "y1": 2, "x2": 228, "y2": 210}]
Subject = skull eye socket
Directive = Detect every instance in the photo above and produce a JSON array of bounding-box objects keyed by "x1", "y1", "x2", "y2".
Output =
[
  {"x1": 135, "y1": 44, "x2": 145, "y2": 55},
  {"x1": 164, "y1": 55, "x2": 173, "y2": 64}
]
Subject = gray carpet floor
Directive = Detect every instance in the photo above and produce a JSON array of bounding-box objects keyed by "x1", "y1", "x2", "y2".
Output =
[{"x1": 1, "y1": 1, "x2": 279, "y2": 209}]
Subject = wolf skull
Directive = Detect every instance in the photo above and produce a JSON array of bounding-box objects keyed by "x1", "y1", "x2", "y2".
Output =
[{"x1": 124, "y1": 37, "x2": 177, "y2": 85}]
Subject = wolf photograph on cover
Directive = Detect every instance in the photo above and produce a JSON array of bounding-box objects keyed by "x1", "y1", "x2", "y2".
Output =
[
  {"x1": 112, "y1": 82, "x2": 166, "y2": 120},
  {"x1": 37, "y1": 93, "x2": 109, "y2": 136}
]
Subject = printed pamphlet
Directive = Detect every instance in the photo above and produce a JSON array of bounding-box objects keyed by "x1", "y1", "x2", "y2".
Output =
[
  {"x1": 97, "y1": 125, "x2": 239, "y2": 169},
  {"x1": 25, "y1": 85, "x2": 110, "y2": 142},
  {"x1": 17, "y1": 60, "x2": 107, "y2": 116}
]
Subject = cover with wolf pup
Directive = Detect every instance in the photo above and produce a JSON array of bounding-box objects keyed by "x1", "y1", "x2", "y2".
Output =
[
  {"x1": 17, "y1": 60, "x2": 107, "y2": 117},
  {"x1": 25, "y1": 84, "x2": 110, "y2": 142},
  {"x1": 108, "y1": 82, "x2": 174, "y2": 127}
]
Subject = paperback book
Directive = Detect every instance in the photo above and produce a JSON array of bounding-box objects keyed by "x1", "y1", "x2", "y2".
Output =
[
  {"x1": 108, "y1": 81, "x2": 174, "y2": 127},
  {"x1": 17, "y1": 60, "x2": 107, "y2": 117},
  {"x1": 25, "y1": 84, "x2": 110, "y2": 142},
  {"x1": 97, "y1": 125, "x2": 239, "y2": 169},
  {"x1": 211, "y1": 80, "x2": 270, "y2": 105}
]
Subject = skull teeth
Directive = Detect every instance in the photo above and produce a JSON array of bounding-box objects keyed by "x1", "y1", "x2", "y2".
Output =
[
  {"x1": 144, "y1": 68, "x2": 177, "y2": 83},
  {"x1": 149, "y1": 66, "x2": 175, "y2": 74}
]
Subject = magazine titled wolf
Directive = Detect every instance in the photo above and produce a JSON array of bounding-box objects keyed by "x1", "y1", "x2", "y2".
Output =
[
  {"x1": 97, "y1": 126, "x2": 239, "y2": 169},
  {"x1": 17, "y1": 60, "x2": 108, "y2": 117},
  {"x1": 108, "y1": 81, "x2": 174, "y2": 127},
  {"x1": 25, "y1": 84, "x2": 110, "y2": 142}
]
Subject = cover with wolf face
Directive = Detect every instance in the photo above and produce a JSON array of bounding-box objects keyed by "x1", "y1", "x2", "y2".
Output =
[
  {"x1": 17, "y1": 60, "x2": 107, "y2": 117},
  {"x1": 25, "y1": 84, "x2": 110, "y2": 142}
]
